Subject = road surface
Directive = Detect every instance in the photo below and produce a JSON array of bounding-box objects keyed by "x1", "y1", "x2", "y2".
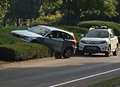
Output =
[{"x1": 0, "y1": 54, "x2": 120, "y2": 87}]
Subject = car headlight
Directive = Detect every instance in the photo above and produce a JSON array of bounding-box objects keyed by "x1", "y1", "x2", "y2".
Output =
[
  {"x1": 100, "y1": 41, "x2": 107, "y2": 44},
  {"x1": 80, "y1": 40, "x2": 87, "y2": 44}
]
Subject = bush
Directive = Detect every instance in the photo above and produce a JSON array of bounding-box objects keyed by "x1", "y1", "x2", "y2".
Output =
[
  {"x1": 0, "y1": 43, "x2": 50, "y2": 60},
  {"x1": 78, "y1": 20, "x2": 120, "y2": 36}
]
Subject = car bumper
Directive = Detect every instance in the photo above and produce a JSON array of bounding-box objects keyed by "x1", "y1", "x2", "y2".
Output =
[{"x1": 79, "y1": 43, "x2": 109, "y2": 53}]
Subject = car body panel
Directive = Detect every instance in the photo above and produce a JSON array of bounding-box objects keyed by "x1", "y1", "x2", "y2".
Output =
[{"x1": 11, "y1": 30, "x2": 43, "y2": 38}]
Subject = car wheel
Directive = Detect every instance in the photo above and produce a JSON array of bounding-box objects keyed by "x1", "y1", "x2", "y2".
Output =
[
  {"x1": 113, "y1": 46, "x2": 119, "y2": 56},
  {"x1": 105, "y1": 46, "x2": 111, "y2": 57},
  {"x1": 55, "y1": 52, "x2": 62, "y2": 59},
  {"x1": 88, "y1": 53, "x2": 92, "y2": 56},
  {"x1": 63, "y1": 48, "x2": 73, "y2": 58},
  {"x1": 79, "y1": 51, "x2": 84, "y2": 56}
]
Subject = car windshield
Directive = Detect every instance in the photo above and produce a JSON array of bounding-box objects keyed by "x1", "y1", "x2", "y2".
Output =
[
  {"x1": 86, "y1": 30, "x2": 109, "y2": 38},
  {"x1": 28, "y1": 26, "x2": 50, "y2": 36}
]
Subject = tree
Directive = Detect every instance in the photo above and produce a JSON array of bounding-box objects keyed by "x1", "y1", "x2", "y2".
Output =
[
  {"x1": 3, "y1": 0, "x2": 43, "y2": 26},
  {"x1": 40, "y1": 0, "x2": 62, "y2": 16},
  {"x1": 62, "y1": 0, "x2": 118, "y2": 21},
  {"x1": 0, "y1": 0, "x2": 11, "y2": 20}
]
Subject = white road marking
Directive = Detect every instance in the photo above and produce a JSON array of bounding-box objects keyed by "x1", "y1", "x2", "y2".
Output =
[{"x1": 49, "y1": 67, "x2": 120, "y2": 87}]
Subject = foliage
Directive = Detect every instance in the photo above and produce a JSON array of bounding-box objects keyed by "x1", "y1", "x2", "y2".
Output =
[
  {"x1": 33, "y1": 12, "x2": 63, "y2": 25},
  {"x1": 78, "y1": 20, "x2": 120, "y2": 36},
  {"x1": 0, "y1": 0, "x2": 120, "y2": 25},
  {"x1": 0, "y1": 0, "x2": 11, "y2": 20},
  {"x1": 62, "y1": 0, "x2": 118, "y2": 20},
  {"x1": 40, "y1": 0, "x2": 62, "y2": 16}
]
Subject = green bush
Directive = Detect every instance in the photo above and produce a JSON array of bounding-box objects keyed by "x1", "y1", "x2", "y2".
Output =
[
  {"x1": 0, "y1": 43, "x2": 50, "y2": 60},
  {"x1": 78, "y1": 20, "x2": 120, "y2": 36}
]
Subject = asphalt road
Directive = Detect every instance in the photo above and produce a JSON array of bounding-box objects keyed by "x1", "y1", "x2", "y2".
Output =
[{"x1": 0, "y1": 54, "x2": 120, "y2": 87}]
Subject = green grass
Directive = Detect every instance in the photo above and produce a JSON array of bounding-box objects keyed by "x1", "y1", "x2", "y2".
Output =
[{"x1": 88, "y1": 77, "x2": 120, "y2": 87}]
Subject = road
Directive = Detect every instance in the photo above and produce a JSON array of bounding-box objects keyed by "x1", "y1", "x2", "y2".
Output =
[{"x1": 0, "y1": 54, "x2": 120, "y2": 87}]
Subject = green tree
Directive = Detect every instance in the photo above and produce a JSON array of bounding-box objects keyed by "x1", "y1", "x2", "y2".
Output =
[
  {"x1": 0, "y1": 0, "x2": 11, "y2": 20},
  {"x1": 40, "y1": 0, "x2": 62, "y2": 16},
  {"x1": 63, "y1": 0, "x2": 118, "y2": 21}
]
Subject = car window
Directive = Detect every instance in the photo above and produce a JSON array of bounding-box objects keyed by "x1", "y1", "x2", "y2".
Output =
[
  {"x1": 46, "y1": 31, "x2": 59, "y2": 38},
  {"x1": 28, "y1": 26, "x2": 50, "y2": 36},
  {"x1": 86, "y1": 30, "x2": 109, "y2": 38},
  {"x1": 60, "y1": 32, "x2": 74, "y2": 40},
  {"x1": 46, "y1": 31, "x2": 73, "y2": 40}
]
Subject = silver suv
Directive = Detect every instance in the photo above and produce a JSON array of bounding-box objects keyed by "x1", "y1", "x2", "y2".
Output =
[
  {"x1": 79, "y1": 26, "x2": 119, "y2": 56},
  {"x1": 11, "y1": 25, "x2": 77, "y2": 59}
]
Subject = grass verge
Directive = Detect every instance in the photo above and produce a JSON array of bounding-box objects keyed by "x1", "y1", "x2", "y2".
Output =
[{"x1": 88, "y1": 77, "x2": 120, "y2": 87}]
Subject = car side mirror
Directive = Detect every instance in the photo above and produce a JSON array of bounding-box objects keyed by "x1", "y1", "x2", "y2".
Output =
[
  {"x1": 81, "y1": 34, "x2": 85, "y2": 38},
  {"x1": 110, "y1": 34, "x2": 114, "y2": 38}
]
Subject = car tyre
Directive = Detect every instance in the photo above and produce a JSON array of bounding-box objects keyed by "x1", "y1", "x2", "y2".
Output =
[
  {"x1": 55, "y1": 52, "x2": 62, "y2": 59},
  {"x1": 79, "y1": 51, "x2": 84, "y2": 56},
  {"x1": 63, "y1": 48, "x2": 73, "y2": 59},
  {"x1": 88, "y1": 53, "x2": 92, "y2": 56},
  {"x1": 105, "y1": 46, "x2": 111, "y2": 57}
]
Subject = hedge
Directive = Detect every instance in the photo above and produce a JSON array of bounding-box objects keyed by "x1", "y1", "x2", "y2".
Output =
[{"x1": 78, "y1": 20, "x2": 120, "y2": 36}]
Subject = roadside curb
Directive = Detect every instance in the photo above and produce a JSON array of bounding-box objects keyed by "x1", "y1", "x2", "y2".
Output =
[{"x1": 0, "y1": 57, "x2": 54, "y2": 69}]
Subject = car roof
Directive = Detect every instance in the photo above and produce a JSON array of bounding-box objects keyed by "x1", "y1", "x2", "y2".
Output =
[{"x1": 30, "y1": 25, "x2": 74, "y2": 36}]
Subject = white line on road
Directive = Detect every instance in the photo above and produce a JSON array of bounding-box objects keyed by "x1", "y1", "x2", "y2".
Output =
[{"x1": 49, "y1": 67, "x2": 120, "y2": 87}]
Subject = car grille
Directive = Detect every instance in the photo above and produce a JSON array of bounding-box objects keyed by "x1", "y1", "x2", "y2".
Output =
[
  {"x1": 83, "y1": 46, "x2": 100, "y2": 53},
  {"x1": 86, "y1": 41, "x2": 101, "y2": 44}
]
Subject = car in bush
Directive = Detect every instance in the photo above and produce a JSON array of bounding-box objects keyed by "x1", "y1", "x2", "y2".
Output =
[
  {"x1": 79, "y1": 26, "x2": 119, "y2": 57},
  {"x1": 11, "y1": 25, "x2": 77, "y2": 59}
]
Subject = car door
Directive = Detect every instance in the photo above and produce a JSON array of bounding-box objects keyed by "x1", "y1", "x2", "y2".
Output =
[
  {"x1": 61, "y1": 32, "x2": 75, "y2": 49},
  {"x1": 110, "y1": 30, "x2": 117, "y2": 51},
  {"x1": 43, "y1": 31, "x2": 64, "y2": 52}
]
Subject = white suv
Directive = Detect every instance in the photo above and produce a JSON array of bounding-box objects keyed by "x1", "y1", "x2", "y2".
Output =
[{"x1": 79, "y1": 26, "x2": 119, "y2": 56}]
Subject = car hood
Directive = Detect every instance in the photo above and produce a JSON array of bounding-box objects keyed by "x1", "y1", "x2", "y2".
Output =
[
  {"x1": 11, "y1": 30, "x2": 43, "y2": 38},
  {"x1": 80, "y1": 37, "x2": 109, "y2": 42}
]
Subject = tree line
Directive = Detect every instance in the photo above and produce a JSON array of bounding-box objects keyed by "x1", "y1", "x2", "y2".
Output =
[{"x1": 0, "y1": 0, "x2": 120, "y2": 26}]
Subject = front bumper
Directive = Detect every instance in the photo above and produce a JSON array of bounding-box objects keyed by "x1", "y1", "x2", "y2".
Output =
[{"x1": 79, "y1": 43, "x2": 109, "y2": 53}]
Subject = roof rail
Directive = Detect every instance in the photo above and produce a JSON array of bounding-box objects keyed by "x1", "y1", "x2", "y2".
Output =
[{"x1": 89, "y1": 26, "x2": 108, "y2": 30}]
